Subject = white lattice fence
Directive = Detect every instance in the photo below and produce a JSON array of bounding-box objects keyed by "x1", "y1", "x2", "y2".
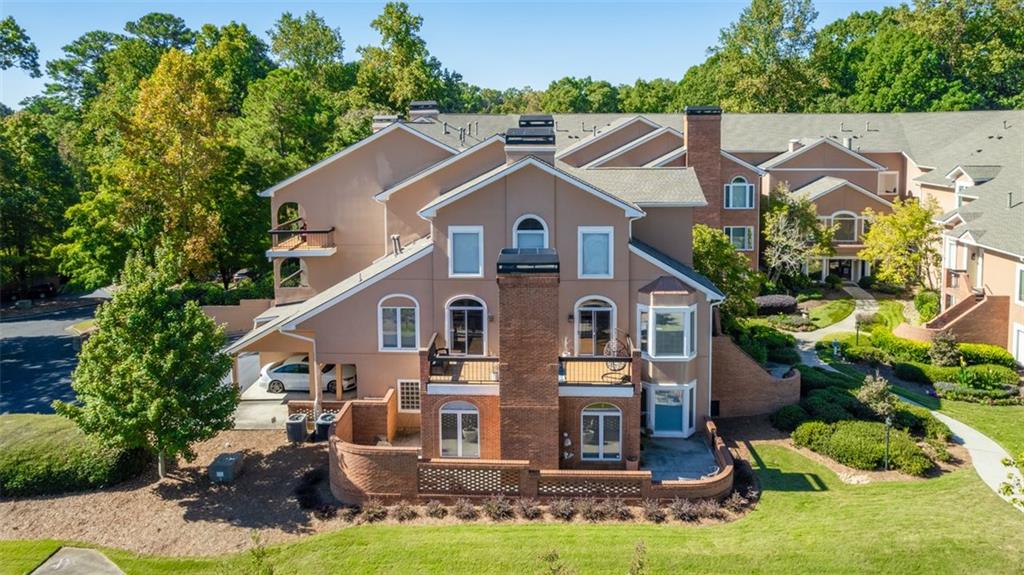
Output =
[
  {"x1": 417, "y1": 464, "x2": 522, "y2": 496},
  {"x1": 537, "y1": 474, "x2": 645, "y2": 498}
]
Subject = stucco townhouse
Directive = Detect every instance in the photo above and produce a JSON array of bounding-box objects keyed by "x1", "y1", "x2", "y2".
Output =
[{"x1": 220, "y1": 104, "x2": 1021, "y2": 503}]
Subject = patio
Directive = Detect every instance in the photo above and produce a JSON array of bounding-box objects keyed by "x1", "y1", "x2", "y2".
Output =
[{"x1": 641, "y1": 435, "x2": 720, "y2": 482}]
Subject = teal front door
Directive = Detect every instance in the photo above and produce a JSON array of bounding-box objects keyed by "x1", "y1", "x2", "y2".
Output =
[{"x1": 648, "y1": 384, "x2": 696, "y2": 437}]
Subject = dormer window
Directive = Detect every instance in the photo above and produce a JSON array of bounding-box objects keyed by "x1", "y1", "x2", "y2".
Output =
[{"x1": 513, "y1": 215, "x2": 548, "y2": 249}]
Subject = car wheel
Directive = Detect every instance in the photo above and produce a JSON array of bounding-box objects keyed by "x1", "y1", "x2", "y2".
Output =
[
  {"x1": 326, "y1": 380, "x2": 336, "y2": 393},
  {"x1": 268, "y1": 380, "x2": 285, "y2": 393}
]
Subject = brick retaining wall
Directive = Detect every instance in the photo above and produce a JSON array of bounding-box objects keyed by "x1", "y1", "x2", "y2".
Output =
[{"x1": 711, "y1": 336, "x2": 800, "y2": 417}]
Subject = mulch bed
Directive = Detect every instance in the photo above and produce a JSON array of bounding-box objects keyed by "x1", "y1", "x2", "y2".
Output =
[{"x1": 0, "y1": 430, "x2": 351, "y2": 556}]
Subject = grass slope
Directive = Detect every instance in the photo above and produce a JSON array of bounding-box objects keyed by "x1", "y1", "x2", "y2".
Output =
[
  {"x1": 3, "y1": 445, "x2": 1022, "y2": 575},
  {"x1": 808, "y1": 299, "x2": 855, "y2": 329}
]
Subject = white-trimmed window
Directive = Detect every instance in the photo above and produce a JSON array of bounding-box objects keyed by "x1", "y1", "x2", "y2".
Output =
[
  {"x1": 398, "y1": 379, "x2": 421, "y2": 412},
  {"x1": 446, "y1": 296, "x2": 487, "y2": 355},
  {"x1": 575, "y1": 296, "x2": 616, "y2": 356},
  {"x1": 449, "y1": 225, "x2": 483, "y2": 277},
  {"x1": 578, "y1": 226, "x2": 613, "y2": 278},
  {"x1": 724, "y1": 176, "x2": 755, "y2": 209},
  {"x1": 1015, "y1": 263, "x2": 1024, "y2": 307},
  {"x1": 878, "y1": 171, "x2": 899, "y2": 195},
  {"x1": 581, "y1": 403, "x2": 622, "y2": 461},
  {"x1": 955, "y1": 181, "x2": 970, "y2": 208},
  {"x1": 647, "y1": 306, "x2": 697, "y2": 360},
  {"x1": 440, "y1": 401, "x2": 480, "y2": 458},
  {"x1": 944, "y1": 238, "x2": 959, "y2": 269},
  {"x1": 831, "y1": 212, "x2": 858, "y2": 243},
  {"x1": 636, "y1": 304, "x2": 650, "y2": 353},
  {"x1": 513, "y1": 214, "x2": 548, "y2": 249},
  {"x1": 378, "y1": 294, "x2": 418, "y2": 351},
  {"x1": 724, "y1": 226, "x2": 754, "y2": 251}
]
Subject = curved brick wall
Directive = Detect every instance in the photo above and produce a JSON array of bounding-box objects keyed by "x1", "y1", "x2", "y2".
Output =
[
  {"x1": 711, "y1": 336, "x2": 801, "y2": 418},
  {"x1": 329, "y1": 434, "x2": 419, "y2": 504}
]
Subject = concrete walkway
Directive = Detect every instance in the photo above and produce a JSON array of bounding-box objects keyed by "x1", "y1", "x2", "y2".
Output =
[
  {"x1": 31, "y1": 548, "x2": 123, "y2": 574},
  {"x1": 792, "y1": 285, "x2": 878, "y2": 371}
]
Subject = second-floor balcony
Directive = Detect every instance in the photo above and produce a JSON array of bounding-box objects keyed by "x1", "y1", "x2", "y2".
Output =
[
  {"x1": 559, "y1": 356, "x2": 633, "y2": 386},
  {"x1": 266, "y1": 218, "x2": 337, "y2": 258}
]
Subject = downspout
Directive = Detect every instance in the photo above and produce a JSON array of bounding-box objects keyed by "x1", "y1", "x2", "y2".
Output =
[
  {"x1": 707, "y1": 299, "x2": 723, "y2": 419},
  {"x1": 280, "y1": 330, "x2": 322, "y2": 418}
]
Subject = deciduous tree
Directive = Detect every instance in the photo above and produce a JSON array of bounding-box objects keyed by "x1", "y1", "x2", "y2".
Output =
[
  {"x1": 693, "y1": 224, "x2": 760, "y2": 320},
  {"x1": 762, "y1": 185, "x2": 835, "y2": 286},
  {"x1": 0, "y1": 16, "x2": 41, "y2": 77},
  {"x1": 55, "y1": 251, "x2": 236, "y2": 477},
  {"x1": 858, "y1": 198, "x2": 942, "y2": 290}
]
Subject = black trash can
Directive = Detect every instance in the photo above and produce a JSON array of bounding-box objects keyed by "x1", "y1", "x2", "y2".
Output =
[
  {"x1": 315, "y1": 412, "x2": 336, "y2": 442},
  {"x1": 286, "y1": 413, "x2": 308, "y2": 443}
]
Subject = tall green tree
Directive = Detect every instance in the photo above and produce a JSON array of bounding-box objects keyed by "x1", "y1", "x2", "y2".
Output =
[
  {"x1": 858, "y1": 198, "x2": 942, "y2": 290},
  {"x1": 45, "y1": 31, "x2": 124, "y2": 105},
  {"x1": 0, "y1": 111, "x2": 75, "y2": 289},
  {"x1": 194, "y1": 22, "x2": 275, "y2": 114},
  {"x1": 0, "y1": 16, "x2": 41, "y2": 77},
  {"x1": 355, "y1": 2, "x2": 444, "y2": 111},
  {"x1": 268, "y1": 10, "x2": 344, "y2": 75},
  {"x1": 618, "y1": 78, "x2": 680, "y2": 113},
  {"x1": 693, "y1": 224, "x2": 760, "y2": 320},
  {"x1": 55, "y1": 251, "x2": 236, "y2": 478}
]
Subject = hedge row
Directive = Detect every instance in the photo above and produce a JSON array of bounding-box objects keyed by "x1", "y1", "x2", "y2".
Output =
[
  {"x1": 795, "y1": 364, "x2": 861, "y2": 396},
  {"x1": 892, "y1": 362, "x2": 1019, "y2": 389},
  {"x1": 933, "y1": 382, "x2": 1021, "y2": 404},
  {"x1": 792, "y1": 420, "x2": 933, "y2": 476}
]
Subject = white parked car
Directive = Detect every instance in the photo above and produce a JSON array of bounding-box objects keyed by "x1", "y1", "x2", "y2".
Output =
[{"x1": 258, "y1": 355, "x2": 356, "y2": 394}]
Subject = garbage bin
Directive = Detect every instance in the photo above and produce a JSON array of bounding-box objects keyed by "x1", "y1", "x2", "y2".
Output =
[
  {"x1": 315, "y1": 412, "x2": 336, "y2": 442},
  {"x1": 286, "y1": 413, "x2": 308, "y2": 443}
]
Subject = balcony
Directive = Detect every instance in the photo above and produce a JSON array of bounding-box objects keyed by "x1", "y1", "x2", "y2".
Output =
[
  {"x1": 266, "y1": 218, "x2": 336, "y2": 258},
  {"x1": 559, "y1": 356, "x2": 633, "y2": 386}
]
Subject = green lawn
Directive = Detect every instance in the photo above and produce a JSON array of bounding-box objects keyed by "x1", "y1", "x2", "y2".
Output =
[
  {"x1": 874, "y1": 300, "x2": 906, "y2": 329},
  {"x1": 808, "y1": 298, "x2": 855, "y2": 329},
  {"x1": 893, "y1": 386, "x2": 1024, "y2": 459},
  {"x1": 4, "y1": 444, "x2": 1022, "y2": 575}
]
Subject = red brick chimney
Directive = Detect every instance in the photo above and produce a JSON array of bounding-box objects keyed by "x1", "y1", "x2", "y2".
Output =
[
  {"x1": 684, "y1": 106, "x2": 723, "y2": 227},
  {"x1": 496, "y1": 248, "x2": 561, "y2": 469}
]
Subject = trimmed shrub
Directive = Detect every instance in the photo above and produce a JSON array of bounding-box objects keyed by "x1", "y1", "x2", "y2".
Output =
[
  {"x1": 934, "y1": 382, "x2": 1019, "y2": 404},
  {"x1": 914, "y1": 291, "x2": 940, "y2": 323},
  {"x1": 425, "y1": 500, "x2": 448, "y2": 519},
  {"x1": 548, "y1": 498, "x2": 576, "y2": 522},
  {"x1": 641, "y1": 499, "x2": 666, "y2": 523},
  {"x1": 870, "y1": 327, "x2": 931, "y2": 363},
  {"x1": 959, "y1": 343, "x2": 1017, "y2": 368},
  {"x1": 825, "y1": 274, "x2": 843, "y2": 288},
  {"x1": 731, "y1": 321, "x2": 798, "y2": 366},
  {"x1": 768, "y1": 345, "x2": 802, "y2": 365},
  {"x1": 928, "y1": 330, "x2": 961, "y2": 367},
  {"x1": 668, "y1": 498, "x2": 699, "y2": 522},
  {"x1": 800, "y1": 393, "x2": 855, "y2": 423},
  {"x1": 578, "y1": 498, "x2": 609, "y2": 522},
  {"x1": 812, "y1": 387, "x2": 876, "y2": 419},
  {"x1": 771, "y1": 404, "x2": 810, "y2": 432},
  {"x1": 391, "y1": 501, "x2": 418, "y2": 522},
  {"x1": 604, "y1": 498, "x2": 633, "y2": 521},
  {"x1": 755, "y1": 294, "x2": 798, "y2": 315},
  {"x1": 723, "y1": 491, "x2": 749, "y2": 513},
  {"x1": 796, "y1": 288, "x2": 824, "y2": 303},
  {"x1": 695, "y1": 498, "x2": 726, "y2": 519},
  {"x1": 893, "y1": 362, "x2": 1018, "y2": 388},
  {"x1": 892, "y1": 405, "x2": 951, "y2": 442},
  {"x1": 844, "y1": 345, "x2": 890, "y2": 365},
  {"x1": 514, "y1": 498, "x2": 542, "y2": 520},
  {"x1": 359, "y1": 499, "x2": 388, "y2": 523},
  {"x1": 0, "y1": 415, "x2": 149, "y2": 497},
  {"x1": 452, "y1": 498, "x2": 478, "y2": 521},
  {"x1": 857, "y1": 274, "x2": 876, "y2": 290},
  {"x1": 482, "y1": 495, "x2": 515, "y2": 521},
  {"x1": 795, "y1": 364, "x2": 862, "y2": 396},
  {"x1": 792, "y1": 421, "x2": 833, "y2": 452}
]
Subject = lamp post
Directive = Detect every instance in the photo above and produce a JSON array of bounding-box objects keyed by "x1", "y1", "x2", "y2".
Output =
[{"x1": 884, "y1": 415, "x2": 893, "y2": 471}]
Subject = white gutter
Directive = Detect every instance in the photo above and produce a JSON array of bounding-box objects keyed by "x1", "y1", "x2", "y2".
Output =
[{"x1": 708, "y1": 300, "x2": 722, "y2": 419}]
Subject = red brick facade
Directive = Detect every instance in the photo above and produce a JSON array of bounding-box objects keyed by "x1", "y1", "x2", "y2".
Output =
[
  {"x1": 685, "y1": 108, "x2": 723, "y2": 229},
  {"x1": 419, "y1": 394, "x2": 502, "y2": 460},
  {"x1": 710, "y1": 336, "x2": 801, "y2": 418}
]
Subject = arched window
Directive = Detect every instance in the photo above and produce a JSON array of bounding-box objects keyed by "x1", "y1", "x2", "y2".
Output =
[
  {"x1": 513, "y1": 214, "x2": 549, "y2": 249},
  {"x1": 378, "y1": 294, "x2": 419, "y2": 352},
  {"x1": 724, "y1": 176, "x2": 754, "y2": 209},
  {"x1": 276, "y1": 202, "x2": 302, "y2": 228},
  {"x1": 575, "y1": 297, "x2": 616, "y2": 356},
  {"x1": 279, "y1": 258, "x2": 307, "y2": 288},
  {"x1": 832, "y1": 212, "x2": 858, "y2": 243},
  {"x1": 446, "y1": 296, "x2": 487, "y2": 355},
  {"x1": 581, "y1": 403, "x2": 621, "y2": 460},
  {"x1": 440, "y1": 401, "x2": 480, "y2": 458}
]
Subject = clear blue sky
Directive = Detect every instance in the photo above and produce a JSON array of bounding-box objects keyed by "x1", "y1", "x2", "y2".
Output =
[{"x1": 1, "y1": 1, "x2": 895, "y2": 108}]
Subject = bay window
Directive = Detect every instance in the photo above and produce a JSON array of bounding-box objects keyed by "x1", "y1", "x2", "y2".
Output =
[{"x1": 641, "y1": 306, "x2": 697, "y2": 360}]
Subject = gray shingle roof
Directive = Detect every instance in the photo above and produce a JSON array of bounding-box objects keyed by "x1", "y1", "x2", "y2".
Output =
[
  {"x1": 914, "y1": 169, "x2": 954, "y2": 187},
  {"x1": 958, "y1": 165, "x2": 1003, "y2": 183},
  {"x1": 629, "y1": 239, "x2": 725, "y2": 300},
  {"x1": 559, "y1": 164, "x2": 706, "y2": 206},
  {"x1": 790, "y1": 176, "x2": 851, "y2": 201},
  {"x1": 944, "y1": 181, "x2": 1024, "y2": 257},
  {"x1": 225, "y1": 237, "x2": 434, "y2": 353}
]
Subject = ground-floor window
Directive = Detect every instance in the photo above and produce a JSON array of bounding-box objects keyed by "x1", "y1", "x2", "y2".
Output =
[
  {"x1": 581, "y1": 403, "x2": 621, "y2": 460},
  {"x1": 440, "y1": 401, "x2": 480, "y2": 458},
  {"x1": 397, "y1": 379, "x2": 420, "y2": 412}
]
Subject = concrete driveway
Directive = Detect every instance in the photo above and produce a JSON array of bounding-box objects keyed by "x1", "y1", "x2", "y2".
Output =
[{"x1": 0, "y1": 305, "x2": 97, "y2": 414}]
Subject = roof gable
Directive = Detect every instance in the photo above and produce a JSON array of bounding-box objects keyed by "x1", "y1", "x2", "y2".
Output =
[
  {"x1": 418, "y1": 156, "x2": 645, "y2": 219},
  {"x1": 259, "y1": 123, "x2": 458, "y2": 198},
  {"x1": 760, "y1": 137, "x2": 886, "y2": 171},
  {"x1": 721, "y1": 150, "x2": 767, "y2": 175},
  {"x1": 375, "y1": 134, "x2": 505, "y2": 201},
  {"x1": 584, "y1": 127, "x2": 684, "y2": 168},
  {"x1": 791, "y1": 176, "x2": 893, "y2": 208},
  {"x1": 555, "y1": 115, "x2": 661, "y2": 161},
  {"x1": 628, "y1": 239, "x2": 725, "y2": 300}
]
